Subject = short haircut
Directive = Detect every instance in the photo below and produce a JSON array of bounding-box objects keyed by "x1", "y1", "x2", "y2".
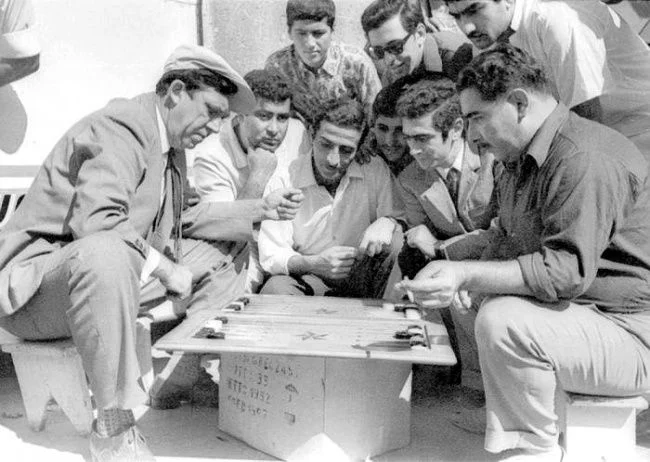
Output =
[
  {"x1": 372, "y1": 79, "x2": 407, "y2": 119},
  {"x1": 361, "y1": 0, "x2": 423, "y2": 34},
  {"x1": 313, "y1": 98, "x2": 365, "y2": 134},
  {"x1": 155, "y1": 68, "x2": 237, "y2": 97},
  {"x1": 244, "y1": 69, "x2": 292, "y2": 103},
  {"x1": 457, "y1": 43, "x2": 551, "y2": 101},
  {"x1": 286, "y1": 0, "x2": 336, "y2": 30},
  {"x1": 396, "y1": 78, "x2": 462, "y2": 140}
]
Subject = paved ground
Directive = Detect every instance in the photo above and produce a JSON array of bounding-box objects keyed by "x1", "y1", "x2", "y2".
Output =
[{"x1": 1, "y1": 360, "x2": 650, "y2": 462}]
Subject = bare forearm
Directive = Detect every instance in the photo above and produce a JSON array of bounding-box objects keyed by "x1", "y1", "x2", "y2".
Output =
[
  {"x1": 287, "y1": 254, "x2": 316, "y2": 277},
  {"x1": 458, "y1": 260, "x2": 533, "y2": 296},
  {"x1": 238, "y1": 171, "x2": 274, "y2": 199}
]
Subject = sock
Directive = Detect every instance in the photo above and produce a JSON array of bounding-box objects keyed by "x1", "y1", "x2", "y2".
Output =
[{"x1": 95, "y1": 408, "x2": 136, "y2": 437}]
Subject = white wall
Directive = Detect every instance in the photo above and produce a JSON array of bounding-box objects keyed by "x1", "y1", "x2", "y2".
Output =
[{"x1": 0, "y1": 0, "x2": 199, "y2": 166}]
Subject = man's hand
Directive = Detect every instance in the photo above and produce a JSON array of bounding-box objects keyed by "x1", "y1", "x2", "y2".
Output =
[
  {"x1": 405, "y1": 224, "x2": 439, "y2": 258},
  {"x1": 395, "y1": 260, "x2": 466, "y2": 310},
  {"x1": 359, "y1": 217, "x2": 397, "y2": 257},
  {"x1": 248, "y1": 147, "x2": 278, "y2": 176},
  {"x1": 152, "y1": 257, "x2": 193, "y2": 300},
  {"x1": 262, "y1": 188, "x2": 304, "y2": 220},
  {"x1": 310, "y1": 246, "x2": 359, "y2": 280}
]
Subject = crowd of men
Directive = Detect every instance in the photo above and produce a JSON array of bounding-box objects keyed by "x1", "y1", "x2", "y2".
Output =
[{"x1": 1, "y1": 0, "x2": 650, "y2": 461}]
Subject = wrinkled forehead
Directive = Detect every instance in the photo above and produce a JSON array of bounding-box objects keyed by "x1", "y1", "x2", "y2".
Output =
[
  {"x1": 316, "y1": 121, "x2": 362, "y2": 147},
  {"x1": 375, "y1": 115, "x2": 402, "y2": 128},
  {"x1": 252, "y1": 97, "x2": 291, "y2": 114}
]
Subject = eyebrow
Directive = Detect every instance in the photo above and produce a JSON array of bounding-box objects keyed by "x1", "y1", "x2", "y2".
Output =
[
  {"x1": 449, "y1": 2, "x2": 480, "y2": 18},
  {"x1": 463, "y1": 110, "x2": 480, "y2": 119}
]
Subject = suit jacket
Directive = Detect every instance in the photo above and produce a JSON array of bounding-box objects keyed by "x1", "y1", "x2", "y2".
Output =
[
  {"x1": 396, "y1": 143, "x2": 499, "y2": 240},
  {"x1": 0, "y1": 93, "x2": 253, "y2": 317}
]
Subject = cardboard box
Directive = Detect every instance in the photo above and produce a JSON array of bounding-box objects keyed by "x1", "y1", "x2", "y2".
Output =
[{"x1": 219, "y1": 352, "x2": 412, "y2": 462}]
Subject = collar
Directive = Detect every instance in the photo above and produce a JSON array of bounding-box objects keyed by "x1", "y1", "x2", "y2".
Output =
[
  {"x1": 436, "y1": 141, "x2": 465, "y2": 178},
  {"x1": 523, "y1": 103, "x2": 569, "y2": 167},
  {"x1": 292, "y1": 42, "x2": 340, "y2": 77},
  {"x1": 509, "y1": 0, "x2": 527, "y2": 34},
  {"x1": 226, "y1": 116, "x2": 249, "y2": 169},
  {"x1": 155, "y1": 105, "x2": 170, "y2": 155},
  {"x1": 294, "y1": 151, "x2": 364, "y2": 189}
]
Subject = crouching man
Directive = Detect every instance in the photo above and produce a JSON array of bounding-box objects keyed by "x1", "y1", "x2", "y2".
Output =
[{"x1": 398, "y1": 44, "x2": 650, "y2": 461}]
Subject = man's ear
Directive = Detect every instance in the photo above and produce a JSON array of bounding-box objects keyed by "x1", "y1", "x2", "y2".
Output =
[
  {"x1": 450, "y1": 117, "x2": 464, "y2": 141},
  {"x1": 507, "y1": 88, "x2": 529, "y2": 122},
  {"x1": 414, "y1": 22, "x2": 427, "y2": 46},
  {"x1": 164, "y1": 79, "x2": 187, "y2": 109}
]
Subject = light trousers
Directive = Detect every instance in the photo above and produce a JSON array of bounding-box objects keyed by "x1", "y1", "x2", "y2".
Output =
[
  {"x1": 476, "y1": 295, "x2": 650, "y2": 453},
  {"x1": 0, "y1": 232, "x2": 248, "y2": 410}
]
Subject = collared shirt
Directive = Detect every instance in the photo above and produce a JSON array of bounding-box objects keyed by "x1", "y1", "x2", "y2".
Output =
[
  {"x1": 259, "y1": 154, "x2": 405, "y2": 275},
  {"x1": 436, "y1": 145, "x2": 464, "y2": 180},
  {"x1": 191, "y1": 117, "x2": 308, "y2": 202},
  {"x1": 265, "y1": 41, "x2": 381, "y2": 124},
  {"x1": 483, "y1": 104, "x2": 650, "y2": 319},
  {"x1": 0, "y1": 0, "x2": 39, "y2": 58},
  {"x1": 139, "y1": 106, "x2": 171, "y2": 283},
  {"x1": 509, "y1": 0, "x2": 650, "y2": 139}
]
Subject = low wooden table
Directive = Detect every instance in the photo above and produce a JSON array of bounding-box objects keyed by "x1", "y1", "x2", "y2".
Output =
[{"x1": 156, "y1": 294, "x2": 456, "y2": 462}]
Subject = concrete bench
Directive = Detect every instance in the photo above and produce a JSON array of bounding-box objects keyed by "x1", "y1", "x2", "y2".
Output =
[{"x1": 558, "y1": 390, "x2": 649, "y2": 461}]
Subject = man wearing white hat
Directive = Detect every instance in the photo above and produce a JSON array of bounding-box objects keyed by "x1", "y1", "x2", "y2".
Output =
[
  {"x1": 0, "y1": 44, "x2": 299, "y2": 461},
  {"x1": 0, "y1": 0, "x2": 40, "y2": 86}
]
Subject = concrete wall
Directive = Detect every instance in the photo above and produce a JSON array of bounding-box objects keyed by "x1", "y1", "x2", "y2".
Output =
[
  {"x1": 202, "y1": 0, "x2": 374, "y2": 75},
  {"x1": 0, "y1": 0, "x2": 198, "y2": 166}
]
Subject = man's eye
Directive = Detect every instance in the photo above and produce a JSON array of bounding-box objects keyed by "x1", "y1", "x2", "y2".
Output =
[
  {"x1": 278, "y1": 115, "x2": 290, "y2": 122},
  {"x1": 319, "y1": 139, "x2": 333, "y2": 149},
  {"x1": 415, "y1": 135, "x2": 431, "y2": 143},
  {"x1": 256, "y1": 112, "x2": 272, "y2": 121},
  {"x1": 376, "y1": 125, "x2": 389, "y2": 132},
  {"x1": 313, "y1": 32, "x2": 325, "y2": 38},
  {"x1": 340, "y1": 147, "x2": 355, "y2": 157}
]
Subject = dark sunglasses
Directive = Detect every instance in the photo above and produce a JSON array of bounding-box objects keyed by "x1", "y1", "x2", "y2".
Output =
[{"x1": 368, "y1": 32, "x2": 413, "y2": 60}]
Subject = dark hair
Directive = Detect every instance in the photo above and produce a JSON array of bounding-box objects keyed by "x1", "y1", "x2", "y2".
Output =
[
  {"x1": 372, "y1": 79, "x2": 407, "y2": 119},
  {"x1": 396, "y1": 78, "x2": 462, "y2": 140},
  {"x1": 287, "y1": 0, "x2": 336, "y2": 30},
  {"x1": 457, "y1": 43, "x2": 550, "y2": 101},
  {"x1": 244, "y1": 69, "x2": 292, "y2": 103},
  {"x1": 313, "y1": 98, "x2": 365, "y2": 134},
  {"x1": 155, "y1": 68, "x2": 237, "y2": 96},
  {"x1": 361, "y1": 0, "x2": 423, "y2": 34}
]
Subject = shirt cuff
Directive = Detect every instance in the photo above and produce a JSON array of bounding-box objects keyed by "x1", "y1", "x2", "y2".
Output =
[
  {"x1": 517, "y1": 253, "x2": 558, "y2": 302},
  {"x1": 263, "y1": 249, "x2": 300, "y2": 276},
  {"x1": 140, "y1": 247, "x2": 161, "y2": 285},
  {"x1": 0, "y1": 28, "x2": 40, "y2": 59}
]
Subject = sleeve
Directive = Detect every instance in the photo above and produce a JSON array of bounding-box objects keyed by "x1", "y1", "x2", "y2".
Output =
[
  {"x1": 181, "y1": 202, "x2": 255, "y2": 242},
  {"x1": 0, "y1": 0, "x2": 39, "y2": 58},
  {"x1": 517, "y1": 154, "x2": 628, "y2": 302},
  {"x1": 66, "y1": 113, "x2": 151, "y2": 259},
  {"x1": 395, "y1": 173, "x2": 428, "y2": 229},
  {"x1": 374, "y1": 159, "x2": 407, "y2": 224},
  {"x1": 258, "y1": 175, "x2": 299, "y2": 275},
  {"x1": 192, "y1": 137, "x2": 237, "y2": 202},
  {"x1": 535, "y1": 3, "x2": 611, "y2": 108},
  {"x1": 442, "y1": 217, "x2": 504, "y2": 261}
]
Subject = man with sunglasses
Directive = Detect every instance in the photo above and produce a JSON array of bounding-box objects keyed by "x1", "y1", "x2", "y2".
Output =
[
  {"x1": 258, "y1": 98, "x2": 406, "y2": 299},
  {"x1": 361, "y1": 0, "x2": 473, "y2": 86},
  {"x1": 265, "y1": 0, "x2": 381, "y2": 126}
]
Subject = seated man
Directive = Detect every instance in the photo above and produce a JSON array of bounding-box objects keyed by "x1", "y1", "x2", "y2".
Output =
[
  {"x1": 265, "y1": 0, "x2": 381, "y2": 125},
  {"x1": 395, "y1": 77, "x2": 499, "y2": 279},
  {"x1": 259, "y1": 98, "x2": 406, "y2": 299},
  {"x1": 398, "y1": 44, "x2": 650, "y2": 461},
  {"x1": 361, "y1": 0, "x2": 473, "y2": 86},
  {"x1": 0, "y1": 45, "x2": 259, "y2": 461},
  {"x1": 358, "y1": 79, "x2": 413, "y2": 177},
  {"x1": 190, "y1": 68, "x2": 307, "y2": 294}
]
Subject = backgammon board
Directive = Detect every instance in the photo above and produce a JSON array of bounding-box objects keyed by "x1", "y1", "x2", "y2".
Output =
[{"x1": 156, "y1": 294, "x2": 456, "y2": 365}]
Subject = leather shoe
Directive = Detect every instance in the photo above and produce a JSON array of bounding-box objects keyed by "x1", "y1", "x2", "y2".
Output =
[{"x1": 89, "y1": 425, "x2": 155, "y2": 462}]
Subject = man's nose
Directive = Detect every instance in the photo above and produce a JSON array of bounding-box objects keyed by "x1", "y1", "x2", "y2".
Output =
[
  {"x1": 206, "y1": 117, "x2": 223, "y2": 135},
  {"x1": 406, "y1": 139, "x2": 420, "y2": 155},
  {"x1": 305, "y1": 34, "x2": 317, "y2": 49},
  {"x1": 267, "y1": 118, "x2": 279, "y2": 135},
  {"x1": 458, "y1": 16, "x2": 475, "y2": 36},
  {"x1": 467, "y1": 120, "x2": 481, "y2": 145},
  {"x1": 327, "y1": 149, "x2": 340, "y2": 167}
]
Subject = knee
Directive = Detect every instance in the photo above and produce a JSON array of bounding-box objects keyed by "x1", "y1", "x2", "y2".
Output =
[
  {"x1": 260, "y1": 275, "x2": 296, "y2": 295},
  {"x1": 474, "y1": 295, "x2": 527, "y2": 351},
  {"x1": 68, "y1": 231, "x2": 140, "y2": 281}
]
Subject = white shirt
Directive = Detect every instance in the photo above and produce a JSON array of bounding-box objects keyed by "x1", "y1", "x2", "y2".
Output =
[
  {"x1": 191, "y1": 117, "x2": 308, "y2": 201},
  {"x1": 510, "y1": 0, "x2": 650, "y2": 138},
  {"x1": 259, "y1": 154, "x2": 404, "y2": 275}
]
